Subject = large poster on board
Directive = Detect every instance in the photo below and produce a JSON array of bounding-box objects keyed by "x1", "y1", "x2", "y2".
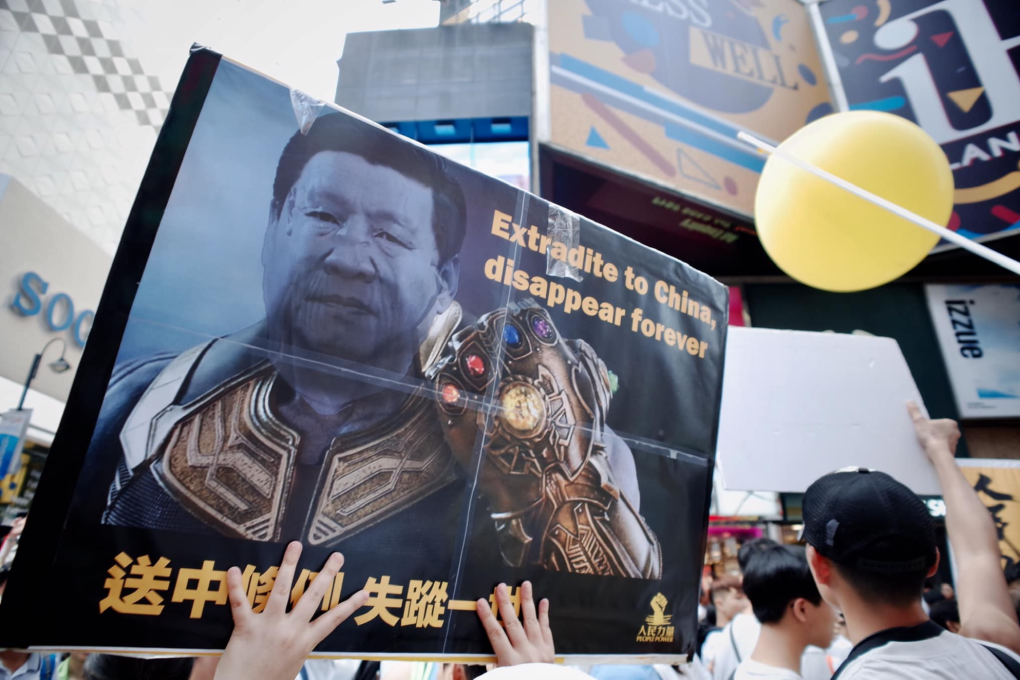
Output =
[
  {"x1": 0, "y1": 49, "x2": 728, "y2": 661},
  {"x1": 925, "y1": 284, "x2": 1020, "y2": 418},
  {"x1": 817, "y1": 0, "x2": 1020, "y2": 242},
  {"x1": 547, "y1": 0, "x2": 831, "y2": 219}
]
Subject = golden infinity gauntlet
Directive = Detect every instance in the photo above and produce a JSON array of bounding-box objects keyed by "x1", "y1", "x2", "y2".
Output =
[{"x1": 428, "y1": 299, "x2": 662, "y2": 579}]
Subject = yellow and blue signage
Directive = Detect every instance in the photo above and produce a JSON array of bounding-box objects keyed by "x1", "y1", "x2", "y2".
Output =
[
  {"x1": 818, "y1": 0, "x2": 1020, "y2": 241},
  {"x1": 548, "y1": 0, "x2": 832, "y2": 218}
]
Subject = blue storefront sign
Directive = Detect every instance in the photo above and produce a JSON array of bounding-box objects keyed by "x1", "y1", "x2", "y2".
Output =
[{"x1": 9, "y1": 271, "x2": 95, "y2": 348}]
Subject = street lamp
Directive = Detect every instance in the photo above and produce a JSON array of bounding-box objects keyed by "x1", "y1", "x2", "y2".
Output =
[{"x1": 17, "y1": 337, "x2": 72, "y2": 411}]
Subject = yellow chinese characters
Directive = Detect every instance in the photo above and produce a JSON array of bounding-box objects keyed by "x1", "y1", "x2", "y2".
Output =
[
  {"x1": 99, "y1": 552, "x2": 172, "y2": 616},
  {"x1": 354, "y1": 576, "x2": 404, "y2": 626},
  {"x1": 239, "y1": 565, "x2": 279, "y2": 613},
  {"x1": 401, "y1": 580, "x2": 449, "y2": 628},
  {"x1": 98, "y1": 553, "x2": 514, "y2": 631},
  {"x1": 289, "y1": 569, "x2": 345, "y2": 613},
  {"x1": 172, "y1": 560, "x2": 228, "y2": 618}
]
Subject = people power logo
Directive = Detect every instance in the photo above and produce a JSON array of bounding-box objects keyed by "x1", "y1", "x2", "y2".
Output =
[
  {"x1": 584, "y1": 0, "x2": 804, "y2": 115},
  {"x1": 820, "y1": 0, "x2": 1020, "y2": 240},
  {"x1": 636, "y1": 592, "x2": 675, "y2": 643}
]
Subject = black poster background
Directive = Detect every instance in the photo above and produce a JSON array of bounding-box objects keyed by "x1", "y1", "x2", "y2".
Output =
[{"x1": 0, "y1": 49, "x2": 726, "y2": 659}]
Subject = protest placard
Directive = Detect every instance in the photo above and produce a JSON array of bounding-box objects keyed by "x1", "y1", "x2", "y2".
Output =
[
  {"x1": 0, "y1": 48, "x2": 728, "y2": 661},
  {"x1": 718, "y1": 327, "x2": 939, "y2": 496}
]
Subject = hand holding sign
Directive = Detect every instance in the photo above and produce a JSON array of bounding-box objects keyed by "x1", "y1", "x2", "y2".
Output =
[
  {"x1": 907, "y1": 400, "x2": 962, "y2": 462},
  {"x1": 476, "y1": 581, "x2": 555, "y2": 667},
  {"x1": 215, "y1": 543, "x2": 368, "y2": 680}
]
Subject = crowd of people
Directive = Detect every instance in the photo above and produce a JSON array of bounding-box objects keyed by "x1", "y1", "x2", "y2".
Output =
[{"x1": 2, "y1": 404, "x2": 1019, "y2": 680}]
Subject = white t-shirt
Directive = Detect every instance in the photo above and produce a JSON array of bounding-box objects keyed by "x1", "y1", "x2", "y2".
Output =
[
  {"x1": 654, "y1": 659, "x2": 712, "y2": 680},
  {"x1": 837, "y1": 628, "x2": 1020, "y2": 679},
  {"x1": 711, "y1": 615, "x2": 839, "y2": 680},
  {"x1": 0, "y1": 654, "x2": 49, "y2": 680},
  {"x1": 296, "y1": 660, "x2": 360, "y2": 680},
  {"x1": 703, "y1": 629, "x2": 727, "y2": 669},
  {"x1": 712, "y1": 614, "x2": 761, "y2": 680},
  {"x1": 798, "y1": 646, "x2": 830, "y2": 680},
  {"x1": 481, "y1": 665, "x2": 593, "y2": 680},
  {"x1": 733, "y1": 660, "x2": 802, "y2": 680},
  {"x1": 825, "y1": 635, "x2": 853, "y2": 674}
]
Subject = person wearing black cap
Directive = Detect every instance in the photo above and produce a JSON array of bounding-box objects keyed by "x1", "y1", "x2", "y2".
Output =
[{"x1": 800, "y1": 402, "x2": 1020, "y2": 678}]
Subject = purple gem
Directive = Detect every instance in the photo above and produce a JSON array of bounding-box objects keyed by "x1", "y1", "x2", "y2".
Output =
[{"x1": 532, "y1": 316, "x2": 553, "y2": 339}]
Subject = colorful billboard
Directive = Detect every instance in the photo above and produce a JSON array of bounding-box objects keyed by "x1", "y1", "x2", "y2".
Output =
[
  {"x1": 546, "y1": 0, "x2": 832, "y2": 217},
  {"x1": 817, "y1": 0, "x2": 1020, "y2": 243}
]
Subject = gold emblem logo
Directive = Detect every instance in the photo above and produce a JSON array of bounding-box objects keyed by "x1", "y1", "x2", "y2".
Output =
[
  {"x1": 636, "y1": 592, "x2": 675, "y2": 643},
  {"x1": 645, "y1": 592, "x2": 673, "y2": 625}
]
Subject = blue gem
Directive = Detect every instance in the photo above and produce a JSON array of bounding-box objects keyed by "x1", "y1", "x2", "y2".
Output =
[{"x1": 503, "y1": 324, "x2": 521, "y2": 346}]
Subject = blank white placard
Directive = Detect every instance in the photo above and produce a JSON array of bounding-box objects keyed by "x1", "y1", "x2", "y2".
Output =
[{"x1": 717, "y1": 326, "x2": 942, "y2": 496}]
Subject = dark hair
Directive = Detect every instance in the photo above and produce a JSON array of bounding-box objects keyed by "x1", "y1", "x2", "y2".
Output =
[
  {"x1": 83, "y1": 655, "x2": 194, "y2": 680},
  {"x1": 832, "y1": 538, "x2": 930, "y2": 608},
  {"x1": 710, "y1": 574, "x2": 743, "y2": 604},
  {"x1": 742, "y1": 544, "x2": 822, "y2": 624},
  {"x1": 929, "y1": 598, "x2": 960, "y2": 630},
  {"x1": 1005, "y1": 562, "x2": 1020, "y2": 585},
  {"x1": 738, "y1": 537, "x2": 779, "y2": 573},
  {"x1": 354, "y1": 661, "x2": 380, "y2": 680},
  {"x1": 272, "y1": 113, "x2": 467, "y2": 266}
]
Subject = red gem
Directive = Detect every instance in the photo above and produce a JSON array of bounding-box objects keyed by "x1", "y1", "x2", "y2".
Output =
[
  {"x1": 441, "y1": 383, "x2": 461, "y2": 405},
  {"x1": 465, "y1": 354, "x2": 486, "y2": 376}
]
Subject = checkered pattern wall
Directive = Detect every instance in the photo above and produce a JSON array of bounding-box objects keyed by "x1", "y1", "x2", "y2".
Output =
[{"x1": 0, "y1": 0, "x2": 174, "y2": 252}]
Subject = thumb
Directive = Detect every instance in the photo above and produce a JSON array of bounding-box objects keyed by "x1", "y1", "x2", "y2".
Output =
[{"x1": 906, "y1": 400, "x2": 924, "y2": 422}]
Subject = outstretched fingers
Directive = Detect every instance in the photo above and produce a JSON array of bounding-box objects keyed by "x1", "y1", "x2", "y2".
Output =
[
  {"x1": 494, "y1": 583, "x2": 528, "y2": 648},
  {"x1": 520, "y1": 581, "x2": 542, "y2": 645},
  {"x1": 477, "y1": 596, "x2": 514, "y2": 663},
  {"x1": 266, "y1": 541, "x2": 302, "y2": 616},
  {"x1": 310, "y1": 589, "x2": 370, "y2": 643},
  {"x1": 225, "y1": 566, "x2": 251, "y2": 629},
  {"x1": 538, "y1": 597, "x2": 553, "y2": 649},
  {"x1": 292, "y1": 552, "x2": 343, "y2": 623}
]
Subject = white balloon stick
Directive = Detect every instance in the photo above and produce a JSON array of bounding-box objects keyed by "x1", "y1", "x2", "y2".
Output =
[{"x1": 737, "y1": 131, "x2": 1020, "y2": 278}]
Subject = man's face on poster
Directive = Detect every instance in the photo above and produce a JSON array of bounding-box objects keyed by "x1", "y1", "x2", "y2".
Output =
[{"x1": 262, "y1": 151, "x2": 446, "y2": 364}]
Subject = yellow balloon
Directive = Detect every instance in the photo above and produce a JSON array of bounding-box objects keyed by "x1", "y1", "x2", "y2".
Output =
[{"x1": 754, "y1": 111, "x2": 953, "y2": 292}]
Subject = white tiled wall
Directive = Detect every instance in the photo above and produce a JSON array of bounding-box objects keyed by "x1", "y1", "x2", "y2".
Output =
[
  {"x1": 0, "y1": 0, "x2": 171, "y2": 255},
  {"x1": 0, "y1": 0, "x2": 443, "y2": 256}
]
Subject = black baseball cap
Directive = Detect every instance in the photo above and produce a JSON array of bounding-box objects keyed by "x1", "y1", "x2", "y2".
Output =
[{"x1": 802, "y1": 468, "x2": 937, "y2": 573}]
